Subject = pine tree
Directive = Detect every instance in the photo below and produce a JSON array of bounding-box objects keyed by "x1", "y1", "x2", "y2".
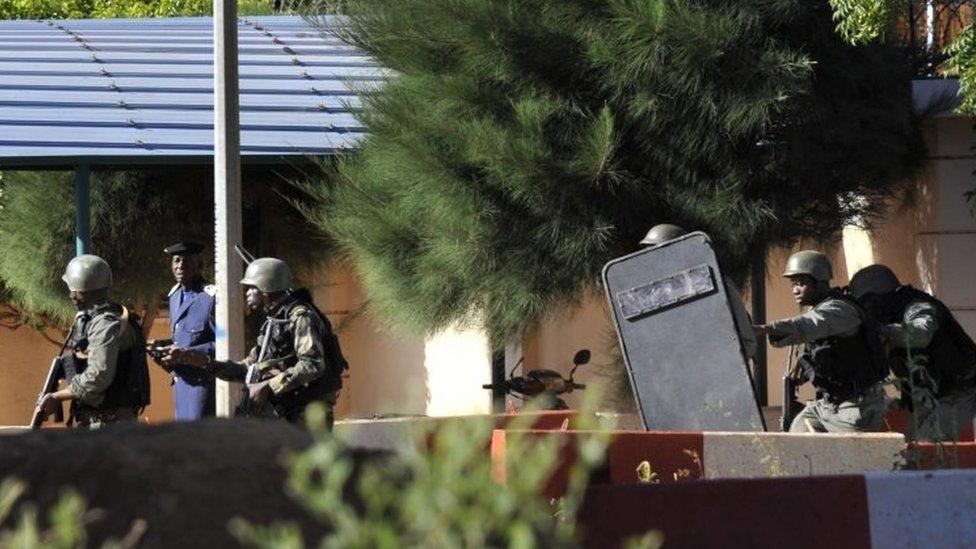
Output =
[{"x1": 296, "y1": 0, "x2": 922, "y2": 344}]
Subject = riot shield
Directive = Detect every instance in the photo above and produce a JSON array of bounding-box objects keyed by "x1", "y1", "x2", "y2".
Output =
[{"x1": 602, "y1": 231, "x2": 765, "y2": 431}]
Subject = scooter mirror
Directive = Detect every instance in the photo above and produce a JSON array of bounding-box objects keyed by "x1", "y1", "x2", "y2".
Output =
[{"x1": 572, "y1": 349, "x2": 591, "y2": 366}]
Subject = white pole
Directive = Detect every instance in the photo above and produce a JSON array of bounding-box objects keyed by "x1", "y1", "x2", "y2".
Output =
[
  {"x1": 926, "y1": 0, "x2": 936, "y2": 51},
  {"x1": 214, "y1": 0, "x2": 245, "y2": 416}
]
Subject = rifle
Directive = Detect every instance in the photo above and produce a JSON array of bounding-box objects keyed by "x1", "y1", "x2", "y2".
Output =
[
  {"x1": 780, "y1": 344, "x2": 802, "y2": 432},
  {"x1": 29, "y1": 357, "x2": 66, "y2": 429},
  {"x1": 29, "y1": 322, "x2": 78, "y2": 429}
]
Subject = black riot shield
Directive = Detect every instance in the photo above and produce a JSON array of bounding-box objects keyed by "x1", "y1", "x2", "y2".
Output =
[{"x1": 602, "y1": 231, "x2": 765, "y2": 431}]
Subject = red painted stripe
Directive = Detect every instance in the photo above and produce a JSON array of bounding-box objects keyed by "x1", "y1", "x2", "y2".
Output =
[
  {"x1": 885, "y1": 408, "x2": 975, "y2": 441},
  {"x1": 491, "y1": 430, "x2": 707, "y2": 499},
  {"x1": 909, "y1": 442, "x2": 976, "y2": 469},
  {"x1": 579, "y1": 476, "x2": 871, "y2": 549},
  {"x1": 605, "y1": 431, "x2": 705, "y2": 484}
]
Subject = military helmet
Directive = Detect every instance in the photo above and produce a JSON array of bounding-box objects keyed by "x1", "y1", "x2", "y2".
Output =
[
  {"x1": 240, "y1": 257, "x2": 292, "y2": 293},
  {"x1": 782, "y1": 250, "x2": 832, "y2": 282},
  {"x1": 639, "y1": 224, "x2": 688, "y2": 246},
  {"x1": 849, "y1": 264, "x2": 900, "y2": 299},
  {"x1": 61, "y1": 254, "x2": 113, "y2": 292}
]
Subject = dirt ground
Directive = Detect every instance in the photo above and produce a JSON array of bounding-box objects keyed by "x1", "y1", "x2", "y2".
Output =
[{"x1": 0, "y1": 419, "x2": 375, "y2": 547}]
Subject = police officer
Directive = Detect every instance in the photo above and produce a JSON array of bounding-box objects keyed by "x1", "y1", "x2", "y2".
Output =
[
  {"x1": 152, "y1": 241, "x2": 217, "y2": 421},
  {"x1": 34, "y1": 255, "x2": 147, "y2": 429},
  {"x1": 850, "y1": 264, "x2": 976, "y2": 441},
  {"x1": 755, "y1": 251, "x2": 888, "y2": 433},
  {"x1": 184, "y1": 257, "x2": 343, "y2": 427},
  {"x1": 639, "y1": 224, "x2": 758, "y2": 360}
]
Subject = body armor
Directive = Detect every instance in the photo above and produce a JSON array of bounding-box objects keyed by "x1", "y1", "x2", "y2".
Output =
[
  {"x1": 796, "y1": 293, "x2": 888, "y2": 401},
  {"x1": 252, "y1": 294, "x2": 345, "y2": 422},
  {"x1": 63, "y1": 303, "x2": 150, "y2": 415},
  {"x1": 884, "y1": 286, "x2": 976, "y2": 397}
]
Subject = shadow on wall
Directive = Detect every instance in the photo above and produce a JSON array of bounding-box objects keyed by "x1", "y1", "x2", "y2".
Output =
[{"x1": 306, "y1": 261, "x2": 428, "y2": 419}]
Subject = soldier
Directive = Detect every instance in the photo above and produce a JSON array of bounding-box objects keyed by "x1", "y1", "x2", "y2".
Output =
[
  {"x1": 850, "y1": 264, "x2": 976, "y2": 441},
  {"x1": 639, "y1": 224, "x2": 758, "y2": 360},
  {"x1": 152, "y1": 241, "x2": 217, "y2": 421},
  {"x1": 34, "y1": 255, "x2": 149, "y2": 429},
  {"x1": 755, "y1": 251, "x2": 888, "y2": 433},
  {"x1": 183, "y1": 257, "x2": 345, "y2": 428}
]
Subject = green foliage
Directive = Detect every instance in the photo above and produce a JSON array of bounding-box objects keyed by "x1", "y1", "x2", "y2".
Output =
[
  {"x1": 231, "y1": 403, "x2": 648, "y2": 548},
  {"x1": 296, "y1": 0, "x2": 922, "y2": 342},
  {"x1": 828, "y1": 0, "x2": 900, "y2": 44},
  {"x1": 0, "y1": 169, "x2": 328, "y2": 326},
  {"x1": 0, "y1": 478, "x2": 146, "y2": 548},
  {"x1": 0, "y1": 171, "x2": 212, "y2": 324},
  {"x1": 0, "y1": 0, "x2": 275, "y2": 19},
  {"x1": 946, "y1": 24, "x2": 976, "y2": 114}
]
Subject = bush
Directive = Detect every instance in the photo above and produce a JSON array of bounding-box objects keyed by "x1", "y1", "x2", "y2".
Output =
[{"x1": 232, "y1": 404, "x2": 657, "y2": 548}]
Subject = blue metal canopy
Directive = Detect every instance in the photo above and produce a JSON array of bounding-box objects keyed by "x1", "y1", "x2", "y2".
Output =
[{"x1": 0, "y1": 15, "x2": 377, "y2": 167}]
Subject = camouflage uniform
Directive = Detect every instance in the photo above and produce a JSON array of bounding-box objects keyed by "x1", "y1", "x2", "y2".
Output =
[
  {"x1": 212, "y1": 296, "x2": 340, "y2": 427},
  {"x1": 769, "y1": 295, "x2": 888, "y2": 433},
  {"x1": 68, "y1": 303, "x2": 142, "y2": 429}
]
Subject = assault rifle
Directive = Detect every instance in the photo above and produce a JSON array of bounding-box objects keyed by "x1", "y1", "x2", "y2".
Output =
[
  {"x1": 29, "y1": 323, "x2": 78, "y2": 429},
  {"x1": 780, "y1": 344, "x2": 802, "y2": 432},
  {"x1": 29, "y1": 357, "x2": 65, "y2": 429}
]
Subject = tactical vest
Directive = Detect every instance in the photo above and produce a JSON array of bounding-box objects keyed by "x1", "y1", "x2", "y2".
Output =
[
  {"x1": 797, "y1": 293, "x2": 889, "y2": 400},
  {"x1": 258, "y1": 293, "x2": 346, "y2": 420},
  {"x1": 884, "y1": 286, "x2": 976, "y2": 396},
  {"x1": 64, "y1": 303, "x2": 151, "y2": 414}
]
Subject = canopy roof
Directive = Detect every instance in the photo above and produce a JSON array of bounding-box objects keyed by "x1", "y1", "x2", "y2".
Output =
[{"x1": 0, "y1": 15, "x2": 378, "y2": 168}]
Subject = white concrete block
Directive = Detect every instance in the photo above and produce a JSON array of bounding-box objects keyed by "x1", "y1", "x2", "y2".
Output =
[
  {"x1": 867, "y1": 469, "x2": 976, "y2": 549},
  {"x1": 703, "y1": 432, "x2": 905, "y2": 479}
]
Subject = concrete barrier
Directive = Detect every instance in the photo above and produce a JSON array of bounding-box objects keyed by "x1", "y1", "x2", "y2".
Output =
[
  {"x1": 579, "y1": 469, "x2": 976, "y2": 549},
  {"x1": 335, "y1": 410, "x2": 591, "y2": 451},
  {"x1": 492, "y1": 430, "x2": 907, "y2": 497},
  {"x1": 885, "y1": 408, "x2": 976, "y2": 441},
  {"x1": 703, "y1": 431, "x2": 905, "y2": 478},
  {"x1": 908, "y1": 441, "x2": 976, "y2": 469}
]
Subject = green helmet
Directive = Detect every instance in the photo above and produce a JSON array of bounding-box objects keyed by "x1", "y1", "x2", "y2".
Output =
[
  {"x1": 240, "y1": 257, "x2": 292, "y2": 293},
  {"x1": 782, "y1": 250, "x2": 832, "y2": 282},
  {"x1": 61, "y1": 254, "x2": 113, "y2": 292},
  {"x1": 849, "y1": 264, "x2": 900, "y2": 299},
  {"x1": 639, "y1": 224, "x2": 688, "y2": 246}
]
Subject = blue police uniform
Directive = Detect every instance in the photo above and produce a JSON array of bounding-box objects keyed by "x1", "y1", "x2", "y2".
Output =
[{"x1": 168, "y1": 282, "x2": 217, "y2": 420}]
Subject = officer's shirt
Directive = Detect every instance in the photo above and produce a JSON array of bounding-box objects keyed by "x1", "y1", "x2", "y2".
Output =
[
  {"x1": 69, "y1": 304, "x2": 136, "y2": 407},
  {"x1": 768, "y1": 297, "x2": 861, "y2": 348},
  {"x1": 884, "y1": 300, "x2": 939, "y2": 349},
  {"x1": 168, "y1": 282, "x2": 216, "y2": 379}
]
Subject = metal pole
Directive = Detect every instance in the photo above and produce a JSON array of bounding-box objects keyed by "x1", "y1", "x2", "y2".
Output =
[
  {"x1": 214, "y1": 0, "x2": 245, "y2": 417},
  {"x1": 74, "y1": 164, "x2": 90, "y2": 256},
  {"x1": 750, "y1": 247, "x2": 768, "y2": 406}
]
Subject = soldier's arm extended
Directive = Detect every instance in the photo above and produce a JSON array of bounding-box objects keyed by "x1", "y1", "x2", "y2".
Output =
[
  {"x1": 884, "y1": 300, "x2": 939, "y2": 349},
  {"x1": 267, "y1": 309, "x2": 327, "y2": 395},
  {"x1": 68, "y1": 313, "x2": 122, "y2": 407},
  {"x1": 204, "y1": 340, "x2": 261, "y2": 381},
  {"x1": 765, "y1": 298, "x2": 861, "y2": 347}
]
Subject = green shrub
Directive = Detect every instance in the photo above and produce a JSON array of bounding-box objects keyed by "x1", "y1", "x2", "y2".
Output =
[{"x1": 232, "y1": 404, "x2": 658, "y2": 548}]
